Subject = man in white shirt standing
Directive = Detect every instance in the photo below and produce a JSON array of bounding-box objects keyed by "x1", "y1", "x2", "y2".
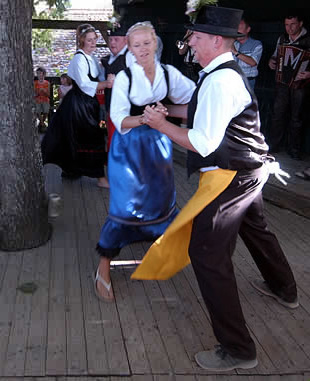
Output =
[{"x1": 143, "y1": 5, "x2": 298, "y2": 372}]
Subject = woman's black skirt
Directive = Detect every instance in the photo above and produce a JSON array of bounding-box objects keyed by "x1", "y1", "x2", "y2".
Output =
[{"x1": 41, "y1": 85, "x2": 106, "y2": 178}]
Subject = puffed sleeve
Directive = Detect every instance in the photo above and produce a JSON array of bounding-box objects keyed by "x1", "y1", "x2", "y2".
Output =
[
  {"x1": 165, "y1": 64, "x2": 196, "y2": 104},
  {"x1": 110, "y1": 70, "x2": 132, "y2": 134},
  {"x1": 67, "y1": 53, "x2": 98, "y2": 97}
]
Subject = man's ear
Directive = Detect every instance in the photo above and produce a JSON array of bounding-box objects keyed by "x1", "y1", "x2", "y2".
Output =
[{"x1": 214, "y1": 35, "x2": 222, "y2": 48}]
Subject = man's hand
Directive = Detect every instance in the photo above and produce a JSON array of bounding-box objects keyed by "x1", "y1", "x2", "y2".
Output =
[
  {"x1": 295, "y1": 71, "x2": 310, "y2": 81},
  {"x1": 142, "y1": 102, "x2": 168, "y2": 130},
  {"x1": 269, "y1": 57, "x2": 277, "y2": 70}
]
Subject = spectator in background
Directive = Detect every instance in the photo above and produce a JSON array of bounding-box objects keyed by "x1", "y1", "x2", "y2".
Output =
[
  {"x1": 34, "y1": 66, "x2": 50, "y2": 133},
  {"x1": 268, "y1": 14, "x2": 310, "y2": 159},
  {"x1": 232, "y1": 17, "x2": 263, "y2": 90},
  {"x1": 177, "y1": 29, "x2": 201, "y2": 83},
  {"x1": 58, "y1": 73, "x2": 72, "y2": 104},
  {"x1": 101, "y1": 24, "x2": 134, "y2": 152}
]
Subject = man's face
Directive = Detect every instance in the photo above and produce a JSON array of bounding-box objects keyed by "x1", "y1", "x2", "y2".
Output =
[
  {"x1": 237, "y1": 20, "x2": 250, "y2": 42},
  {"x1": 189, "y1": 31, "x2": 217, "y2": 67},
  {"x1": 109, "y1": 36, "x2": 127, "y2": 55},
  {"x1": 285, "y1": 17, "x2": 303, "y2": 38}
]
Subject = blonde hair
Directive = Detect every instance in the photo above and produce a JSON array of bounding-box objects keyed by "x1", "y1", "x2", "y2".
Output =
[
  {"x1": 126, "y1": 21, "x2": 157, "y2": 46},
  {"x1": 76, "y1": 23, "x2": 97, "y2": 49}
]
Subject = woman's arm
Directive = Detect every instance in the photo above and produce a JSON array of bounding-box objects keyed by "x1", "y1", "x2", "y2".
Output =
[
  {"x1": 96, "y1": 73, "x2": 115, "y2": 90},
  {"x1": 121, "y1": 115, "x2": 143, "y2": 130},
  {"x1": 110, "y1": 71, "x2": 143, "y2": 133},
  {"x1": 68, "y1": 54, "x2": 99, "y2": 96}
]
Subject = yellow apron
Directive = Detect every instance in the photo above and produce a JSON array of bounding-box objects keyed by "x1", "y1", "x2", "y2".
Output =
[{"x1": 131, "y1": 168, "x2": 237, "y2": 280}]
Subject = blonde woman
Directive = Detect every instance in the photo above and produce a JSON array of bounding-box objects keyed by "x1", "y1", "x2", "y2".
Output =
[
  {"x1": 41, "y1": 24, "x2": 113, "y2": 187},
  {"x1": 94, "y1": 21, "x2": 195, "y2": 302}
]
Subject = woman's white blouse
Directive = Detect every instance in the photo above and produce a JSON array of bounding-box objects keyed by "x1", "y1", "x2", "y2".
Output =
[
  {"x1": 110, "y1": 61, "x2": 195, "y2": 134},
  {"x1": 68, "y1": 49, "x2": 105, "y2": 97}
]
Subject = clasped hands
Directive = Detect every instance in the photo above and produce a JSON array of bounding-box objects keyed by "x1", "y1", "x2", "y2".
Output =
[{"x1": 140, "y1": 102, "x2": 168, "y2": 130}]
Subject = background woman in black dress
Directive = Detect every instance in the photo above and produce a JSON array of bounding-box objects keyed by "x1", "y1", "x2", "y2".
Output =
[{"x1": 41, "y1": 23, "x2": 114, "y2": 188}]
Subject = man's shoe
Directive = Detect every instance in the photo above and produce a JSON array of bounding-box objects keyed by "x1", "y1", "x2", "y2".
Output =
[
  {"x1": 251, "y1": 280, "x2": 299, "y2": 309},
  {"x1": 195, "y1": 346, "x2": 258, "y2": 371}
]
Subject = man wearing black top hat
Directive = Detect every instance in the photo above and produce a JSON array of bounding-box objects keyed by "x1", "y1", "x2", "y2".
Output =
[
  {"x1": 143, "y1": 5, "x2": 298, "y2": 372},
  {"x1": 101, "y1": 25, "x2": 134, "y2": 150}
]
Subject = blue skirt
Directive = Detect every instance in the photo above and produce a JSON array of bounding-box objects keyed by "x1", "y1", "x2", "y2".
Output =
[{"x1": 97, "y1": 124, "x2": 178, "y2": 258}]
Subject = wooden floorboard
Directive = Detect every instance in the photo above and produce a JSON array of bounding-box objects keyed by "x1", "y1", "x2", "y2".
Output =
[{"x1": 0, "y1": 159, "x2": 309, "y2": 379}]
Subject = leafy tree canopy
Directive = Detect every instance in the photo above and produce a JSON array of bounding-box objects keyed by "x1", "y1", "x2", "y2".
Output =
[{"x1": 32, "y1": 0, "x2": 71, "y2": 51}]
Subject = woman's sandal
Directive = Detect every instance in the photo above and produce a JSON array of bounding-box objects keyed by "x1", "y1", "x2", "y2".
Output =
[
  {"x1": 93, "y1": 270, "x2": 114, "y2": 303},
  {"x1": 295, "y1": 170, "x2": 310, "y2": 181}
]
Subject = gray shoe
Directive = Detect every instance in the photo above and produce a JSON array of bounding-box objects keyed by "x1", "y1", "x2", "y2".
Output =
[
  {"x1": 251, "y1": 279, "x2": 299, "y2": 309},
  {"x1": 195, "y1": 346, "x2": 258, "y2": 371}
]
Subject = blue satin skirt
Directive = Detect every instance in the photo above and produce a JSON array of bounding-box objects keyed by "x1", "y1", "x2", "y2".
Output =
[{"x1": 97, "y1": 124, "x2": 178, "y2": 258}]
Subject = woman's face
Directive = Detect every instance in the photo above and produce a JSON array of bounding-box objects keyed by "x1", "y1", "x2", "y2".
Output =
[
  {"x1": 82, "y1": 31, "x2": 98, "y2": 54},
  {"x1": 129, "y1": 29, "x2": 157, "y2": 66},
  {"x1": 60, "y1": 76, "x2": 67, "y2": 85}
]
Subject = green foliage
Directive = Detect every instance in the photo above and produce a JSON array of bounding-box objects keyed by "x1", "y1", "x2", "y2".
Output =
[{"x1": 32, "y1": 0, "x2": 71, "y2": 52}]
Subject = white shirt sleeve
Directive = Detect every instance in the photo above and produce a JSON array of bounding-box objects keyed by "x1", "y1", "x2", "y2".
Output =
[
  {"x1": 67, "y1": 52, "x2": 100, "y2": 97},
  {"x1": 188, "y1": 69, "x2": 252, "y2": 158},
  {"x1": 97, "y1": 60, "x2": 106, "y2": 82},
  {"x1": 165, "y1": 65, "x2": 196, "y2": 104},
  {"x1": 110, "y1": 70, "x2": 132, "y2": 134},
  {"x1": 126, "y1": 51, "x2": 136, "y2": 67},
  {"x1": 251, "y1": 42, "x2": 263, "y2": 65}
]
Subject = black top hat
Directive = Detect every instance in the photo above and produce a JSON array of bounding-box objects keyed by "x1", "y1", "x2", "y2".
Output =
[
  {"x1": 186, "y1": 6, "x2": 244, "y2": 38},
  {"x1": 108, "y1": 24, "x2": 127, "y2": 36}
]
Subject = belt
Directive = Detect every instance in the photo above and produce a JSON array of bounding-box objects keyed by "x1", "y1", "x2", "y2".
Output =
[{"x1": 247, "y1": 76, "x2": 257, "y2": 80}]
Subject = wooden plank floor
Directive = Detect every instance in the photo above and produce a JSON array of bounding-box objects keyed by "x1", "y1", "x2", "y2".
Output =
[{"x1": 0, "y1": 157, "x2": 309, "y2": 380}]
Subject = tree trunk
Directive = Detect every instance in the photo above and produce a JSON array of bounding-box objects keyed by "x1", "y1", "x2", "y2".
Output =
[{"x1": 0, "y1": 0, "x2": 51, "y2": 250}]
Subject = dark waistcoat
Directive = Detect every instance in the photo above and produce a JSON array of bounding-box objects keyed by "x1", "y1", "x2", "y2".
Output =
[
  {"x1": 101, "y1": 51, "x2": 128, "y2": 111},
  {"x1": 187, "y1": 60, "x2": 269, "y2": 177}
]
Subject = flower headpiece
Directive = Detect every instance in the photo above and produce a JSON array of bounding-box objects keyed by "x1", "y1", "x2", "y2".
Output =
[
  {"x1": 107, "y1": 12, "x2": 121, "y2": 31},
  {"x1": 185, "y1": 0, "x2": 218, "y2": 23}
]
